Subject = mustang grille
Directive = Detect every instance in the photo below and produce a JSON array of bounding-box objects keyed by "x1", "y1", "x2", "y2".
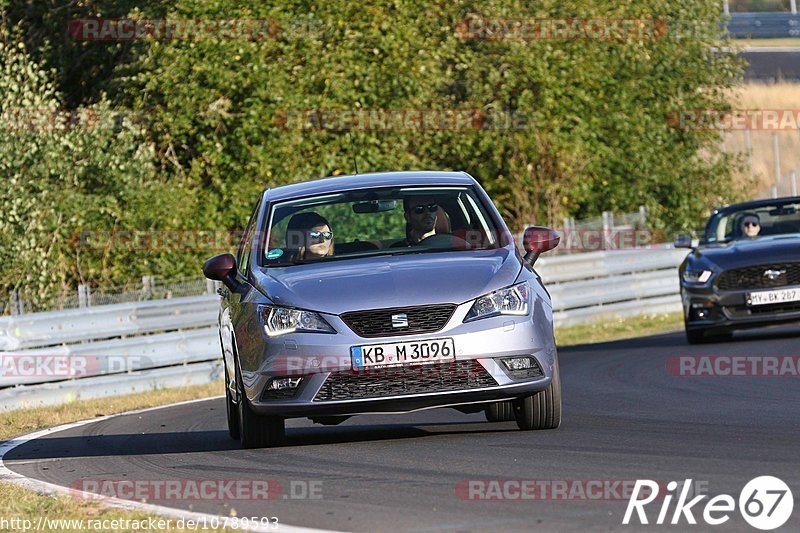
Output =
[
  {"x1": 341, "y1": 305, "x2": 456, "y2": 338},
  {"x1": 314, "y1": 360, "x2": 498, "y2": 401},
  {"x1": 716, "y1": 263, "x2": 800, "y2": 291}
]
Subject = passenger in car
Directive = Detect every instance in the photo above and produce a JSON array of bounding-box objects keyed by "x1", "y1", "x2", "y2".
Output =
[{"x1": 285, "y1": 212, "x2": 335, "y2": 260}]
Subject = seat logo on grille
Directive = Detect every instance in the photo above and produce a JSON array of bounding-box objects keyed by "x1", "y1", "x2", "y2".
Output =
[
  {"x1": 391, "y1": 313, "x2": 409, "y2": 328},
  {"x1": 763, "y1": 269, "x2": 787, "y2": 281}
]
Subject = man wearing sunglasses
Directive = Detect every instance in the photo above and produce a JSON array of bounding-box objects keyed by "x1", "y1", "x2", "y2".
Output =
[
  {"x1": 739, "y1": 212, "x2": 761, "y2": 240},
  {"x1": 394, "y1": 195, "x2": 440, "y2": 247}
]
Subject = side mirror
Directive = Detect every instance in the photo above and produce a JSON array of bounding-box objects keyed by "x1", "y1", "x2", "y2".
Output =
[
  {"x1": 203, "y1": 253, "x2": 241, "y2": 292},
  {"x1": 522, "y1": 226, "x2": 560, "y2": 265},
  {"x1": 674, "y1": 234, "x2": 698, "y2": 249}
]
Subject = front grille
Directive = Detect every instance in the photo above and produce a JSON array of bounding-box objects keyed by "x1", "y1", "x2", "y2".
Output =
[
  {"x1": 314, "y1": 360, "x2": 498, "y2": 401},
  {"x1": 341, "y1": 305, "x2": 456, "y2": 338},
  {"x1": 749, "y1": 302, "x2": 800, "y2": 315},
  {"x1": 716, "y1": 263, "x2": 800, "y2": 291},
  {"x1": 726, "y1": 301, "x2": 800, "y2": 316}
]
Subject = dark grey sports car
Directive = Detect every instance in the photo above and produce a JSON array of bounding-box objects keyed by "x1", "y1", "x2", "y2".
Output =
[{"x1": 675, "y1": 196, "x2": 800, "y2": 344}]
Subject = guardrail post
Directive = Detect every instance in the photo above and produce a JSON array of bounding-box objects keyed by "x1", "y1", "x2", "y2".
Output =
[
  {"x1": 78, "y1": 284, "x2": 90, "y2": 308},
  {"x1": 722, "y1": 0, "x2": 729, "y2": 16},
  {"x1": 10, "y1": 290, "x2": 21, "y2": 315},
  {"x1": 142, "y1": 276, "x2": 154, "y2": 300},
  {"x1": 638, "y1": 205, "x2": 647, "y2": 227},
  {"x1": 206, "y1": 279, "x2": 216, "y2": 295},
  {"x1": 744, "y1": 127, "x2": 753, "y2": 179},
  {"x1": 602, "y1": 211, "x2": 612, "y2": 251},
  {"x1": 791, "y1": 0, "x2": 797, "y2": 15},
  {"x1": 773, "y1": 132, "x2": 781, "y2": 194}
]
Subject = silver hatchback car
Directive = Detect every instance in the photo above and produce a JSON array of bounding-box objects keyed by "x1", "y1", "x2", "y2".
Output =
[{"x1": 204, "y1": 171, "x2": 562, "y2": 448}]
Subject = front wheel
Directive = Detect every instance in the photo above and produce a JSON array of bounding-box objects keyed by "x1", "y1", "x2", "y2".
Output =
[
  {"x1": 225, "y1": 366, "x2": 240, "y2": 440},
  {"x1": 484, "y1": 401, "x2": 515, "y2": 422},
  {"x1": 513, "y1": 356, "x2": 562, "y2": 430},
  {"x1": 236, "y1": 365, "x2": 285, "y2": 449}
]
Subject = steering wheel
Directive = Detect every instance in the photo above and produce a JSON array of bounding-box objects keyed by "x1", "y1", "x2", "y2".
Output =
[{"x1": 419, "y1": 233, "x2": 469, "y2": 249}]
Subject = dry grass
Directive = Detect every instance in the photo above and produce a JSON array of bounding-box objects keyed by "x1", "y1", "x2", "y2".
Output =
[
  {"x1": 555, "y1": 312, "x2": 684, "y2": 347},
  {"x1": 0, "y1": 380, "x2": 223, "y2": 442},
  {"x1": 0, "y1": 381, "x2": 227, "y2": 532},
  {"x1": 0, "y1": 484, "x2": 228, "y2": 532},
  {"x1": 737, "y1": 38, "x2": 800, "y2": 47},
  {"x1": 723, "y1": 82, "x2": 800, "y2": 197}
]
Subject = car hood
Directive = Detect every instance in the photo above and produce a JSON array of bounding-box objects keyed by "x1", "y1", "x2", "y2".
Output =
[
  {"x1": 254, "y1": 248, "x2": 522, "y2": 315},
  {"x1": 692, "y1": 235, "x2": 800, "y2": 270}
]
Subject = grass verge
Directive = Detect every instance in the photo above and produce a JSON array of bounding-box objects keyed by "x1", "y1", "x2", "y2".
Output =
[
  {"x1": 0, "y1": 483, "x2": 227, "y2": 532},
  {"x1": 736, "y1": 38, "x2": 800, "y2": 48},
  {"x1": 555, "y1": 312, "x2": 684, "y2": 347},
  {"x1": 0, "y1": 380, "x2": 223, "y2": 443},
  {"x1": 1, "y1": 381, "x2": 225, "y2": 533}
]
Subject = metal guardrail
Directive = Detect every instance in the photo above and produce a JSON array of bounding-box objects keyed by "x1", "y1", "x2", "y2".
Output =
[
  {"x1": 0, "y1": 247, "x2": 689, "y2": 410},
  {"x1": 537, "y1": 248, "x2": 686, "y2": 327},
  {"x1": 0, "y1": 361, "x2": 222, "y2": 412},
  {"x1": 0, "y1": 295, "x2": 218, "y2": 350},
  {"x1": 728, "y1": 12, "x2": 800, "y2": 39}
]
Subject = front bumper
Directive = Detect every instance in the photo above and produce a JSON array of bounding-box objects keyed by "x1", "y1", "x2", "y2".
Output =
[
  {"x1": 682, "y1": 283, "x2": 800, "y2": 331},
  {"x1": 239, "y1": 298, "x2": 557, "y2": 417}
]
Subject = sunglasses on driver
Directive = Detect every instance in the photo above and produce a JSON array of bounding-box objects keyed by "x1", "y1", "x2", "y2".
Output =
[{"x1": 411, "y1": 203, "x2": 439, "y2": 215}]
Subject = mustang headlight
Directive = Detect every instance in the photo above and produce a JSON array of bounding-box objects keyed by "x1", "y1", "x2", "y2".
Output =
[
  {"x1": 259, "y1": 305, "x2": 336, "y2": 336},
  {"x1": 682, "y1": 269, "x2": 712, "y2": 284},
  {"x1": 464, "y1": 282, "x2": 530, "y2": 322}
]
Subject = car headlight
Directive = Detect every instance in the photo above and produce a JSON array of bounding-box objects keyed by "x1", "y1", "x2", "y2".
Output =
[
  {"x1": 682, "y1": 269, "x2": 712, "y2": 284},
  {"x1": 464, "y1": 282, "x2": 530, "y2": 322},
  {"x1": 259, "y1": 305, "x2": 336, "y2": 336}
]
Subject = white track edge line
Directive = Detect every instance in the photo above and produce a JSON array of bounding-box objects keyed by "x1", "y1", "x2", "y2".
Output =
[{"x1": 0, "y1": 396, "x2": 340, "y2": 533}]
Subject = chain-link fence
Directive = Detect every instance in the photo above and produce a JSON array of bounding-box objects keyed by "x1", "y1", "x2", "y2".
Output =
[
  {"x1": 554, "y1": 206, "x2": 653, "y2": 254},
  {"x1": 2, "y1": 276, "x2": 215, "y2": 316}
]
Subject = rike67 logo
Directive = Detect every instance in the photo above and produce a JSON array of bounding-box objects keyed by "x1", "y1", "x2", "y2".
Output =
[{"x1": 624, "y1": 476, "x2": 793, "y2": 530}]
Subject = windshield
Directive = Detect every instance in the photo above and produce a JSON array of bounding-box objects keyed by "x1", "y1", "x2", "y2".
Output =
[
  {"x1": 704, "y1": 200, "x2": 800, "y2": 244},
  {"x1": 261, "y1": 186, "x2": 506, "y2": 267}
]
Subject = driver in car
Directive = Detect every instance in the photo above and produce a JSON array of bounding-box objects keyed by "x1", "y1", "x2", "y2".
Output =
[
  {"x1": 739, "y1": 212, "x2": 761, "y2": 240},
  {"x1": 393, "y1": 196, "x2": 438, "y2": 246}
]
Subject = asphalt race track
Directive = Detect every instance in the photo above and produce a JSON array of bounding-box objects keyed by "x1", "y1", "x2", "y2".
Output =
[
  {"x1": 5, "y1": 327, "x2": 800, "y2": 532},
  {"x1": 743, "y1": 50, "x2": 800, "y2": 82}
]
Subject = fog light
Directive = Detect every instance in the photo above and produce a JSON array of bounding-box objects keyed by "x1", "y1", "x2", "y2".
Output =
[
  {"x1": 268, "y1": 377, "x2": 302, "y2": 390},
  {"x1": 502, "y1": 357, "x2": 534, "y2": 371}
]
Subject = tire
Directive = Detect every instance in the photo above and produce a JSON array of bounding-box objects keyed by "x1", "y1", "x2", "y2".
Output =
[
  {"x1": 236, "y1": 364, "x2": 285, "y2": 449},
  {"x1": 484, "y1": 401, "x2": 515, "y2": 422},
  {"x1": 686, "y1": 328, "x2": 705, "y2": 345},
  {"x1": 224, "y1": 366, "x2": 240, "y2": 440},
  {"x1": 513, "y1": 356, "x2": 562, "y2": 430}
]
